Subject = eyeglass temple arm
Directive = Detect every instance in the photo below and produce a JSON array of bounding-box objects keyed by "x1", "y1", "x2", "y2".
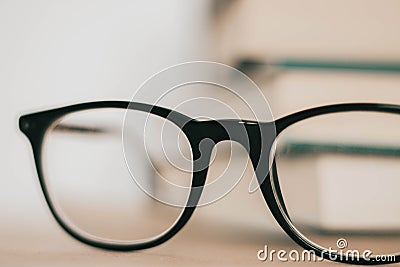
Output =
[{"x1": 52, "y1": 123, "x2": 116, "y2": 135}]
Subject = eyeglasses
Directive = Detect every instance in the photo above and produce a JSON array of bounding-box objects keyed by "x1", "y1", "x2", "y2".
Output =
[{"x1": 19, "y1": 101, "x2": 400, "y2": 265}]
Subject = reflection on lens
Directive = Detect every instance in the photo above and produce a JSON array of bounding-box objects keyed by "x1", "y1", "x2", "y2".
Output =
[
  {"x1": 43, "y1": 108, "x2": 192, "y2": 245},
  {"x1": 274, "y1": 111, "x2": 400, "y2": 256}
]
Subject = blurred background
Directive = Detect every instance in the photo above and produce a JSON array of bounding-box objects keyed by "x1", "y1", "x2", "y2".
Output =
[{"x1": 1, "y1": 0, "x2": 400, "y2": 266}]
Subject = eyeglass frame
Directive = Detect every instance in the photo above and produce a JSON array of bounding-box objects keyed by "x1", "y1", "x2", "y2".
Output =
[{"x1": 19, "y1": 101, "x2": 400, "y2": 265}]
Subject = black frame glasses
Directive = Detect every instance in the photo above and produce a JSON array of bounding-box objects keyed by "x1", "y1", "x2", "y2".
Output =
[{"x1": 19, "y1": 101, "x2": 400, "y2": 265}]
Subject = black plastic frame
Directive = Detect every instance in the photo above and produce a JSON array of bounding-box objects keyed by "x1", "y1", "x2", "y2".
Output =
[{"x1": 19, "y1": 101, "x2": 400, "y2": 265}]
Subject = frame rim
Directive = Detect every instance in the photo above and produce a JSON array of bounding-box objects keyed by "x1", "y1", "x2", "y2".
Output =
[
  {"x1": 266, "y1": 103, "x2": 400, "y2": 265},
  {"x1": 19, "y1": 101, "x2": 208, "y2": 251}
]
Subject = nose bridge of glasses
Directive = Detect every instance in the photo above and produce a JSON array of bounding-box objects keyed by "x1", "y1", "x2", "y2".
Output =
[
  {"x1": 186, "y1": 119, "x2": 259, "y2": 148},
  {"x1": 185, "y1": 119, "x2": 273, "y2": 159},
  {"x1": 183, "y1": 120, "x2": 276, "y2": 185}
]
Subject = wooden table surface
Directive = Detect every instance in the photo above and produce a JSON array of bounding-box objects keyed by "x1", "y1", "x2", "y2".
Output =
[{"x1": 1, "y1": 210, "x2": 342, "y2": 267}]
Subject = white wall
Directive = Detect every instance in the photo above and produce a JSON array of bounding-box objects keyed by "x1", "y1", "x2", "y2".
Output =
[{"x1": 0, "y1": 0, "x2": 212, "y2": 232}]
